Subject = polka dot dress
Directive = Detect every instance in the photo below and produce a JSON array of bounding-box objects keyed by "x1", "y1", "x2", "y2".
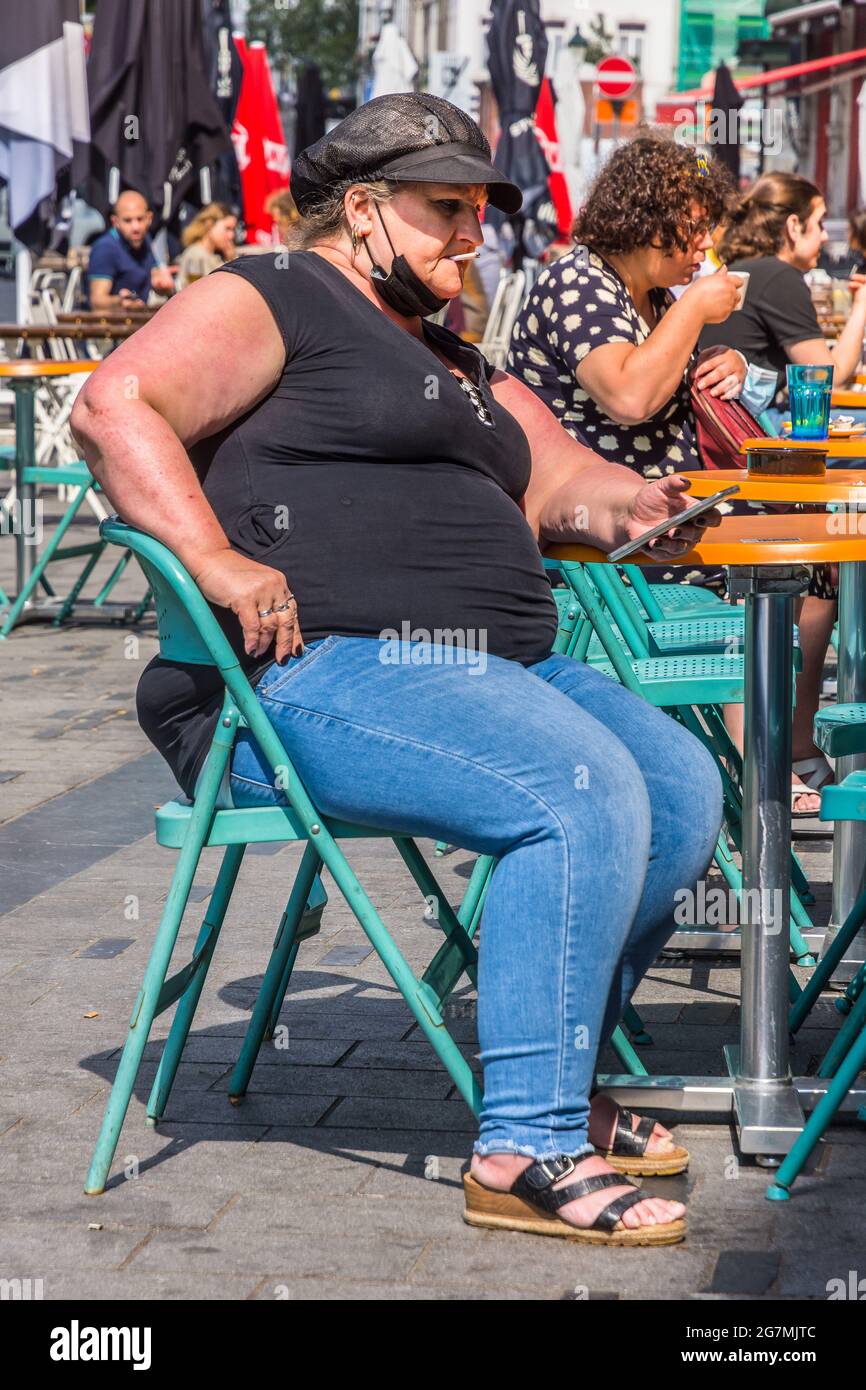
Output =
[{"x1": 509, "y1": 245, "x2": 722, "y2": 588}]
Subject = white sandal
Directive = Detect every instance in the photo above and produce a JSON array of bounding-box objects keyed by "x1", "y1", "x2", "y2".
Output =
[{"x1": 791, "y1": 754, "x2": 834, "y2": 817}]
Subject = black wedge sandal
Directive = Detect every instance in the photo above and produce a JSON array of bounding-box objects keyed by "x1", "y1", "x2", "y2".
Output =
[
  {"x1": 588, "y1": 1084, "x2": 689, "y2": 1176},
  {"x1": 462, "y1": 1154, "x2": 686, "y2": 1246},
  {"x1": 599, "y1": 1104, "x2": 690, "y2": 1177}
]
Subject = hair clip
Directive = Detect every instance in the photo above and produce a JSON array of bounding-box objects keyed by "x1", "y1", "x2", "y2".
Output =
[{"x1": 696, "y1": 153, "x2": 710, "y2": 178}]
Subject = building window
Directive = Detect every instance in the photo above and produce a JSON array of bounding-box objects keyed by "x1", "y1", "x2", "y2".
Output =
[
  {"x1": 618, "y1": 22, "x2": 645, "y2": 72},
  {"x1": 546, "y1": 23, "x2": 566, "y2": 76}
]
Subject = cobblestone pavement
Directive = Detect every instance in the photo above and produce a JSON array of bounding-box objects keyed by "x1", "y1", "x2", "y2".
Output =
[{"x1": 1, "y1": 512, "x2": 864, "y2": 1301}]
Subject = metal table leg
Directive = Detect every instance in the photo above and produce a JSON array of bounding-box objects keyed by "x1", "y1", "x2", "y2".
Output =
[
  {"x1": 591, "y1": 563, "x2": 866, "y2": 1135},
  {"x1": 13, "y1": 379, "x2": 37, "y2": 592},
  {"x1": 824, "y1": 559, "x2": 866, "y2": 983},
  {"x1": 723, "y1": 566, "x2": 810, "y2": 1154}
]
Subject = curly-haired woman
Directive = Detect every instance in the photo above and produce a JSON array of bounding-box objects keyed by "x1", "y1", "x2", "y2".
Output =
[{"x1": 508, "y1": 133, "x2": 744, "y2": 582}]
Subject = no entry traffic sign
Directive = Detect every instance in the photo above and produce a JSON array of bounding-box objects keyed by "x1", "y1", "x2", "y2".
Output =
[{"x1": 596, "y1": 55, "x2": 637, "y2": 101}]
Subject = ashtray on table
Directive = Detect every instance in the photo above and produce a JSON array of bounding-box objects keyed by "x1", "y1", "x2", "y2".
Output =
[{"x1": 744, "y1": 438, "x2": 830, "y2": 477}]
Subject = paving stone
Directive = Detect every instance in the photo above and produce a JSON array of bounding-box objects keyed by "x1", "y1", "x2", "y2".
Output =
[
  {"x1": 321, "y1": 1096, "x2": 475, "y2": 1133},
  {"x1": 127, "y1": 1227, "x2": 429, "y2": 1279},
  {"x1": 138, "y1": 1035, "x2": 351, "y2": 1068},
  {"x1": 338, "y1": 1039, "x2": 480, "y2": 1072},
  {"x1": 159, "y1": 1092, "x2": 334, "y2": 1127},
  {"x1": 249, "y1": 1277, "x2": 528, "y2": 1300},
  {"x1": 704, "y1": 1249, "x2": 781, "y2": 1295},
  {"x1": 33, "y1": 1271, "x2": 263, "y2": 1300},
  {"x1": 254, "y1": 1126, "x2": 477, "y2": 1160},
  {"x1": 210, "y1": 1063, "x2": 452, "y2": 1100},
  {"x1": 776, "y1": 1249, "x2": 866, "y2": 1299},
  {"x1": 212, "y1": 1188, "x2": 464, "y2": 1242},
  {"x1": 408, "y1": 1233, "x2": 716, "y2": 1297},
  {"x1": 0, "y1": 1221, "x2": 150, "y2": 1271},
  {"x1": 0, "y1": 1177, "x2": 238, "y2": 1232}
]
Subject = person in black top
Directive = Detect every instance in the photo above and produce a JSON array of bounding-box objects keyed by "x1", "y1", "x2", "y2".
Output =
[
  {"x1": 704, "y1": 171, "x2": 866, "y2": 815},
  {"x1": 72, "y1": 93, "x2": 722, "y2": 1245},
  {"x1": 703, "y1": 172, "x2": 866, "y2": 406}
]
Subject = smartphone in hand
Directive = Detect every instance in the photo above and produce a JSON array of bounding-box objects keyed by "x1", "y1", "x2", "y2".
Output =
[{"x1": 607, "y1": 485, "x2": 740, "y2": 563}]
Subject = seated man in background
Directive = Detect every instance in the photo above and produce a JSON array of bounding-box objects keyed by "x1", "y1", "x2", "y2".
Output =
[{"x1": 87, "y1": 190, "x2": 175, "y2": 310}]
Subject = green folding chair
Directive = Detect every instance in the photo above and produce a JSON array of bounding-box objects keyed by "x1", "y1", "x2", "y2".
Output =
[
  {"x1": 766, "y1": 702, "x2": 866, "y2": 1198},
  {"x1": 87, "y1": 516, "x2": 675, "y2": 1198},
  {"x1": 552, "y1": 558, "x2": 817, "y2": 968},
  {"x1": 0, "y1": 460, "x2": 152, "y2": 638},
  {"x1": 85, "y1": 516, "x2": 506, "y2": 1194},
  {"x1": 618, "y1": 562, "x2": 730, "y2": 622}
]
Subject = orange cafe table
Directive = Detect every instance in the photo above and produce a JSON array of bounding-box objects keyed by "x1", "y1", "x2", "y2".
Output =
[
  {"x1": 832, "y1": 387, "x2": 866, "y2": 411},
  {"x1": 683, "y1": 462, "x2": 866, "y2": 985},
  {"x1": 0, "y1": 360, "x2": 97, "y2": 594},
  {"x1": 548, "y1": 513, "x2": 866, "y2": 1157}
]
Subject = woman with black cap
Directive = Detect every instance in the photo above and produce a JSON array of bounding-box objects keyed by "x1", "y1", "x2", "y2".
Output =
[{"x1": 73, "y1": 93, "x2": 722, "y2": 1247}]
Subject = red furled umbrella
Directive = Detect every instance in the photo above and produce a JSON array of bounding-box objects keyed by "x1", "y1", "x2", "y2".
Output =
[
  {"x1": 534, "y1": 78, "x2": 573, "y2": 238},
  {"x1": 231, "y1": 36, "x2": 290, "y2": 245}
]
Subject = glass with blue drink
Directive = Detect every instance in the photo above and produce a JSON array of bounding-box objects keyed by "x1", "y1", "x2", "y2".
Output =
[{"x1": 786, "y1": 364, "x2": 833, "y2": 441}]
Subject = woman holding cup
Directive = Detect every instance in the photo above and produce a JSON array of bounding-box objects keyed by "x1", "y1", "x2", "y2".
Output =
[
  {"x1": 704, "y1": 172, "x2": 866, "y2": 814},
  {"x1": 704, "y1": 171, "x2": 866, "y2": 414}
]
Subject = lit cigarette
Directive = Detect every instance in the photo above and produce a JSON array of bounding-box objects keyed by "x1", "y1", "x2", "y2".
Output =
[{"x1": 448, "y1": 251, "x2": 481, "y2": 261}]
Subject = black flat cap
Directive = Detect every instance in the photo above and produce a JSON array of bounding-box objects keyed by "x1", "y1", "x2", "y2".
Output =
[{"x1": 291, "y1": 91, "x2": 523, "y2": 216}]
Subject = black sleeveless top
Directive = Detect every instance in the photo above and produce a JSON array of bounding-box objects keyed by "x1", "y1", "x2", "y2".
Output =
[{"x1": 136, "y1": 250, "x2": 559, "y2": 794}]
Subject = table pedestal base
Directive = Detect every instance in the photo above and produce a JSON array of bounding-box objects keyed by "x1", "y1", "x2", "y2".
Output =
[
  {"x1": 664, "y1": 928, "x2": 826, "y2": 955},
  {"x1": 723, "y1": 1043, "x2": 805, "y2": 1153},
  {"x1": 595, "y1": 1072, "x2": 866, "y2": 1121}
]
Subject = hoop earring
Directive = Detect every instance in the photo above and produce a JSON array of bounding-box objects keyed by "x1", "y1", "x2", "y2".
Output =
[{"x1": 351, "y1": 225, "x2": 361, "y2": 256}]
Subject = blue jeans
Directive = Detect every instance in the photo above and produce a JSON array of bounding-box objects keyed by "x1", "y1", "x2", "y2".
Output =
[{"x1": 228, "y1": 636, "x2": 722, "y2": 1161}]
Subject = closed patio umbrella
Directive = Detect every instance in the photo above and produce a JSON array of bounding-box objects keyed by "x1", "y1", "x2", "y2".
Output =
[
  {"x1": 486, "y1": 0, "x2": 558, "y2": 266},
  {"x1": 295, "y1": 62, "x2": 327, "y2": 158},
  {"x1": 535, "y1": 76, "x2": 573, "y2": 238},
  {"x1": 709, "y1": 61, "x2": 744, "y2": 183},
  {"x1": 86, "y1": 0, "x2": 233, "y2": 227},
  {"x1": 231, "y1": 38, "x2": 290, "y2": 246},
  {"x1": 200, "y1": 0, "x2": 243, "y2": 207},
  {"x1": 370, "y1": 20, "x2": 418, "y2": 99}
]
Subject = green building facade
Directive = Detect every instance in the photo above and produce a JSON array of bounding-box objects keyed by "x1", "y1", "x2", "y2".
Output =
[{"x1": 677, "y1": 0, "x2": 769, "y2": 91}]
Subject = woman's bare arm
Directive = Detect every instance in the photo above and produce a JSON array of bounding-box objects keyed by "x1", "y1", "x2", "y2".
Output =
[
  {"x1": 491, "y1": 371, "x2": 718, "y2": 559},
  {"x1": 71, "y1": 271, "x2": 299, "y2": 660},
  {"x1": 575, "y1": 270, "x2": 741, "y2": 425}
]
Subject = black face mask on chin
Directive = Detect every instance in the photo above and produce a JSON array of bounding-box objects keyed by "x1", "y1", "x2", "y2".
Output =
[{"x1": 364, "y1": 206, "x2": 449, "y2": 319}]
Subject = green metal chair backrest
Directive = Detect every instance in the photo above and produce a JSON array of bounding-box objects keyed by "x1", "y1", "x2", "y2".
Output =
[
  {"x1": 546, "y1": 554, "x2": 655, "y2": 659},
  {"x1": 99, "y1": 517, "x2": 320, "y2": 828},
  {"x1": 101, "y1": 518, "x2": 233, "y2": 670},
  {"x1": 619, "y1": 564, "x2": 666, "y2": 623}
]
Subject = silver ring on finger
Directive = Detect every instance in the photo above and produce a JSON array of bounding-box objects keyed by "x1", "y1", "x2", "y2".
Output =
[
  {"x1": 258, "y1": 607, "x2": 274, "y2": 618},
  {"x1": 274, "y1": 599, "x2": 293, "y2": 613}
]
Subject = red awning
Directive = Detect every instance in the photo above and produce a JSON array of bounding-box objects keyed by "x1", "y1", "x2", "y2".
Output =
[{"x1": 661, "y1": 44, "x2": 866, "y2": 105}]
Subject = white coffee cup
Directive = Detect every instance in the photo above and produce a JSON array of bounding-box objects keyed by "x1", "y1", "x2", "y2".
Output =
[{"x1": 729, "y1": 271, "x2": 750, "y2": 310}]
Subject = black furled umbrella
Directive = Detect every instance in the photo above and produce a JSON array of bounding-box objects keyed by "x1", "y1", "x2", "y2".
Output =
[
  {"x1": 295, "y1": 62, "x2": 327, "y2": 159},
  {"x1": 86, "y1": 0, "x2": 233, "y2": 227},
  {"x1": 200, "y1": 0, "x2": 243, "y2": 207},
  {"x1": 486, "y1": 0, "x2": 558, "y2": 266},
  {"x1": 709, "y1": 62, "x2": 744, "y2": 183}
]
